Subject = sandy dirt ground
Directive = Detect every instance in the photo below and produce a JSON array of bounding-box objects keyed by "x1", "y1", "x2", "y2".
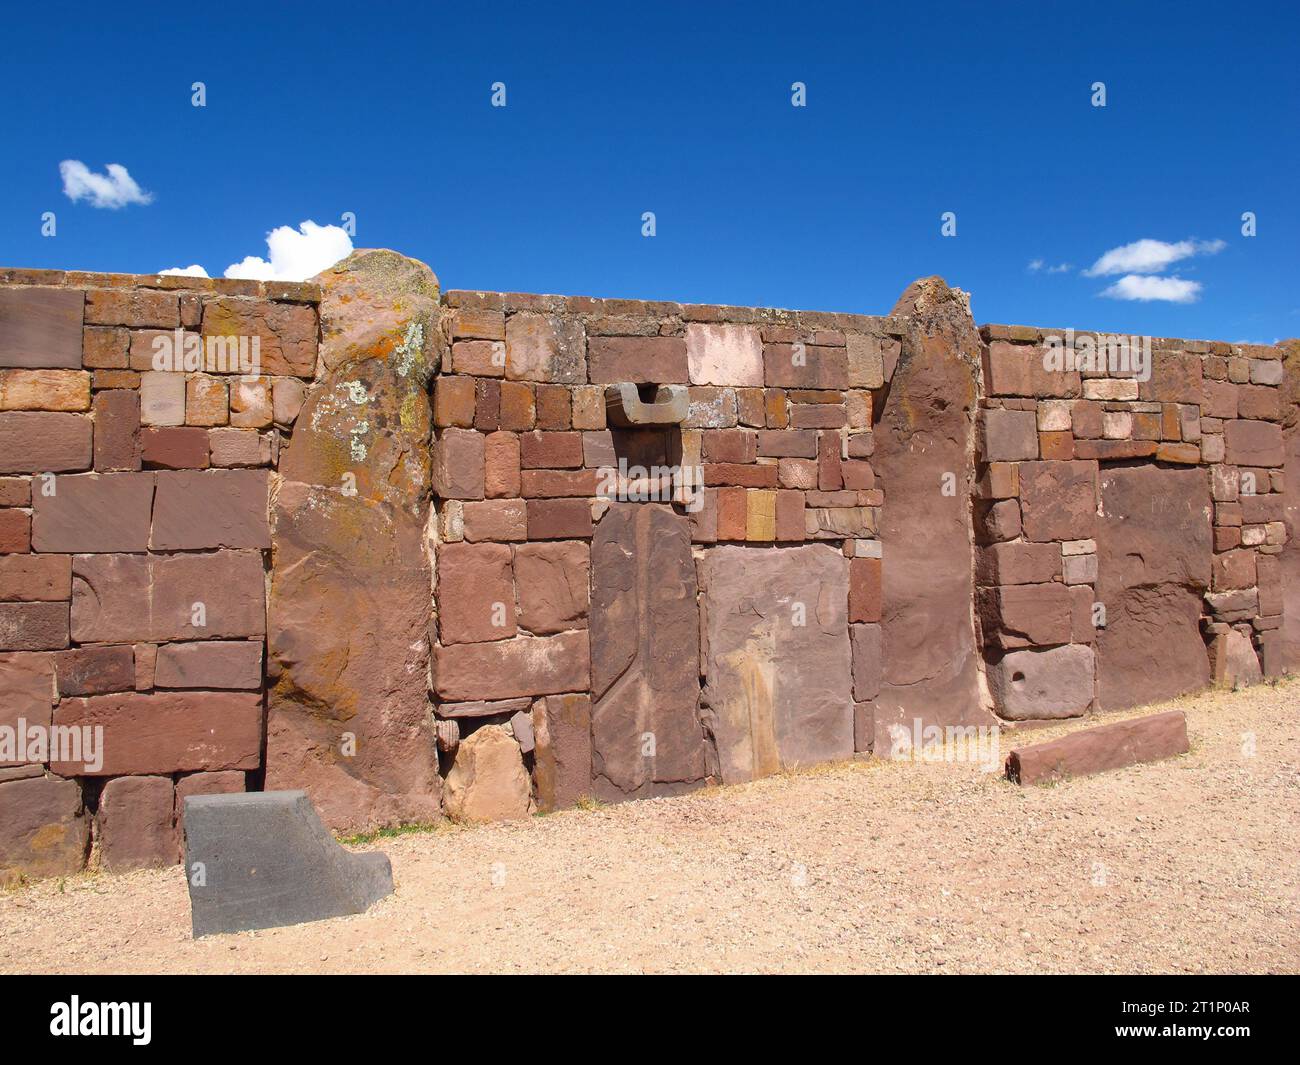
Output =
[{"x1": 2, "y1": 681, "x2": 1298, "y2": 974}]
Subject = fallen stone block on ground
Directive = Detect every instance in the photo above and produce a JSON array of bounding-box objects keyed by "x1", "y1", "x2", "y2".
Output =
[
  {"x1": 182, "y1": 790, "x2": 393, "y2": 937},
  {"x1": 1005, "y1": 710, "x2": 1190, "y2": 786}
]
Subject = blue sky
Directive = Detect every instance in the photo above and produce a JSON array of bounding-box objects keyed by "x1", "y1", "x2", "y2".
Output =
[{"x1": 1, "y1": 0, "x2": 1295, "y2": 342}]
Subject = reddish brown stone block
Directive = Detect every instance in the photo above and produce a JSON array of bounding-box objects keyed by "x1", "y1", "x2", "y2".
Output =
[
  {"x1": 520, "y1": 430, "x2": 583, "y2": 469},
  {"x1": 514, "y1": 540, "x2": 590, "y2": 635},
  {"x1": 1019, "y1": 460, "x2": 1096, "y2": 542},
  {"x1": 703, "y1": 428, "x2": 757, "y2": 464},
  {"x1": 86, "y1": 289, "x2": 179, "y2": 329},
  {"x1": 0, "y1": 288, "x2": 84, "y2": 369},
  {"x1": 703, "y1": 463, "x2": 778, "y2": 489},
  {"x1": 140, "y1": 426, "x2": 209, "y2": 469},
  {"x1": 31, "y1": 472, "x2": 154, "y2": 552},
  {"x1": 978, "y1": 583, "x2": 1072, "y2": 649},
  {"x1": 755, "y1": 429, "x2": 817, "y2": 458},
  {"x1": 472, "y1": 378, "x2": 501, "y2": 432},
  {"x1": 434, "y1": 375, "x2": 476, "y2": 428},
  {"x1": 1070, "y1": 400, "x2": 1103, "y2": 439},
  {"x1": 436, "y1": 542, "x2": 519, "y2": 645},
  {"x1": 849, "y1": 556, "x2": 882, "y2": 622},
  {"x1": 588, "y1": 336, "x2": 688, "y2": 384},
  {"x1": 51, "y1": 690, "x2": 263, "y2": 775},
  {"x1": 0, "y1": 478, "x2": 30, "y2": 507},
  {"x1": 1006, "y1": 710, "x2": 1188, "y2": 785},
  {"x1": 520, "y1": 469, "x2": 598, "y2": 497},
  {"x1": 0, "y1": 554, "x2": 71, "y2": 602},
  {"x1": 532, "y1": 693, "x2": 593, "y2": 811},
  {"x1": 483, "y1": 431, "x2": 521, "y2": 498},
  {"x1": 841, "y1": 459, "x2": 875, "y2": 490},
  {"x1": 150, "y1": 469, "x2": 270, "y2": 550},
  {"x1": 1225, "y1": 419, "x2": 1283, "y2": 467},
  {"x1": 763, "y1": 343, "x2": 849, "y2": 389},
  {"x1": 433, "y1": 428, "x2": 486, "y2": 500},
  {"x1": 535, "y1": 384, "x2": 572, "y2": 429},
  {"x1": 154, "y1": 640, "x2": 263, "y2": 690},
  {"x1": 0, "y1": 412, "x2": 93, "y2": 473},
  {"x1": 432, "y1": 630, "x2": 590, "y2": 701},
  {"x1": 0, "y1": 775, "x2": 88, "y2": 883},
  {"x1": 778, "y1": 457, "x2": 818, "y2": 489},
  {"x1": 716, "y1": 485, "x2": 748, "y2": 540},
  {"x1": 1156, "y1": 442, "x2": 1200, "y2": 464},
  {"x1": 1212, "y1": 549, "x2": 1256, "y2": 591},
  {"x1": 1038, "y1": 430, "x2": 1073, "y2": 460},
  {"x1": 980, "y1": 408, "x2": 1038, "y2": 461},
  {"x1": 92, "y1": 389, "x2": 141, "y2": 472},
  {"x1": 461, "y1": 498, "x2": 527, "y2": 542},
  {"x1": 150, "y1": 550, "x2": 266, "y2": 641},
  {"x1": 775, "y1": 489, "x2": 805, "y2": 541},
  {"x1": 505, "y1": 313, "x2": 586, "y2": 384},
  {"x1": 1073, "y1": 438, "x2": 1157, "y2": 460},
  {"x1": 201, "y1": 297, "x2": 317, "y2": 377},
  {"x1": 1140, "y1": 352, "x2": 1202, "y2": 405},
  {"x1": 817, "y1": 432, "x2": 843, "y2": 490},
  {"x1": 0, "y1": 509, "x2": 28, "y2": 554},
  {"x1": 82, "y1": 326, "x2": 128, "y2": 369},
  {"x1": 498, "y1": 380, "x2": 536, "y2": 430},
  {"x1": 54, "y1": 645, "x2": 134, "y2": 696},
  {"x1": 983, "y1": 341, "x2": 1080, "y2": 398},
  {"x1": 977, "y1": 541, "x2": 1061, "y2": 585},
  {"x1": 765, "y1": 388, "x2": 788, "y2": 428},
  {"x1": 526, "y1": 498, "x2": 593, "y2": 539},
  {"x1": 0, "y1": 602, "x2": 69, "y2": 650},
  {"x1": 452, "y1": 339, "x2": 505, "y2": 376}
]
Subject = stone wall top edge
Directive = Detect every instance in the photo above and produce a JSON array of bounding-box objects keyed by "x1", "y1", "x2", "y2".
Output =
[
  {"x1": 443, "y1": 288, "x2": 908, "y2": 333},
  {"x1": 0, "y1": 267, "x2": 321, "y2": 304},
  {"x1": 980, "y1": 321, "x2": 1278, "y2": 358}
]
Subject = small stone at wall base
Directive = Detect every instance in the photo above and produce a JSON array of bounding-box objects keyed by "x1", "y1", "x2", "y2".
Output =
[{"x1": 1005, "y1": 710, "x2": 1190, "y2": 786}]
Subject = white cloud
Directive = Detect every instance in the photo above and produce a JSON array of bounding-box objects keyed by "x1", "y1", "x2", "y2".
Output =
[
  {"x1": 1100, "y1": 274, "x2": 1202, "y2": 303},
  {"x1": 1028, "y1": 259, "x2": 1044, "y2": 272},
  {"x1": 159, "y1": 264, "x2": 210, "y2": 278},
  {"x1": 224, "y1": 220, "x2": 353, "y2": 282},
  {"x1": 1029, "y1": 259, "x2": 1072, "y2": 274},
  {"x1": 59, "y1": 160, "x2": 153, "y2": 209},
  {"x1": 1085, "y1": 238, "x2": 1225, "y2": 277}
]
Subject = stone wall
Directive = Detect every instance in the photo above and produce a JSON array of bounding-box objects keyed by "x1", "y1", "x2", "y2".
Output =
[
  {"x1": 0, "y1": 268, "x2": 319, "y2": 881},
  {"x1": 2, "y1": 254, "x2": 1294, "y2": 883}
]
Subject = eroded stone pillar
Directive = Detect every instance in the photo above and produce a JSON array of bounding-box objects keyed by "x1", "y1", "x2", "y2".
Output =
[
  {"x1": 265, "y1": 250, "x2": 443, "y2": 832},
  {"x1": 873, "y1": 277, "x2": 993, "y2": 748}
]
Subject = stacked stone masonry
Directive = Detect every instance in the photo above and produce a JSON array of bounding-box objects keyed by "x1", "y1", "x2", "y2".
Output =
[{"x1": 2, "y1": 257, "x2": 1297, "y2": 884}]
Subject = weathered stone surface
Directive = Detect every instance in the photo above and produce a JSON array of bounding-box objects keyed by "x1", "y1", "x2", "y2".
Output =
[
  {"x1": 532, "y1": 693, "x2": 593, "y2": 811},
  {"x1": 699, "y1": 543, "x2": 852, "y2": 783},
  {"x1": 588, "y1": 504, "x2": 707, "y2": 797},
  {"x1": 53, "y1": 645, "x2": 134, "y2": 696},
  {"x1": 436, "y1": 541, "x2": 516, "y2": 644},
  {"x1": 1006, "y1": 710, "x2": 1189, "y2": 785},
  {"x1": 0, "y1": 601, "x2": 69, "y2": 651},
  {"x1": 1019, "y1": 460, "x2": 1097, "y2": 542},
  {"x1": 980, "y1": 408, "x2": 1037, "y2": 462},
  {"x1": 0, "y1": 652, "x2": 55, "y2": 762},
  {"x1": 155, "y1": 640, "x2": 263, "y2": 689},
  {"x1": 874, "y1": 279, "x2": 991, "y2": 741},
  {"x1": 0, "y1": 775, "x2": 89, "y2": 884},
  {"x1": 92, "y1": 389, "x2": 141, "y2": 471},
  {"x1": 0, "y1": 288, "x2": 83, "y2": 369},
  {"x1": 0, "y1": 412, "x2": 92, "y2": 473},
  {"x1": 589, "y1": 336, "x2": 688, "y2": 385},
  {"x1": 183, "y1": 791, "x2": 393, "y2": 936},
  {"x1": 983, "y1": 340, "x2": 1080, "y2": 398},
  {"x1": 442, "y1": 724, "x2": 533, "y2": 823},
  {"x1": 505, "y1": 313, "x2": 586, "y2": 384},
  {"x1": 150, "y1": 470, "x2": 270, "y2": 549},
  {"x1": 1224, "y1": 419, "x2": 1283, "y2": 467},
  {"x1": 141, "y1": 426, "x2": 209, "y2": 469},
  {"x1": 1208, "y1": 628, "x2": 1262, "y2": 688},
  {"x1": 988, "y1": 644, "x2": 1094, "y2": 720},
  {"x1": 266, "y1": 251, "x2": 441, "y2": 834},
  {"x1": 976, "y1": 541, "x2": 1061, "y2": 585},
  {"x1": 30, "y1": 472, "x2": 153, "y2": 552},
  {"x1": 201, "y1": 298, "x2": 318, "y2": 377},
  {"x1": 97, "y1": 775, "x2": 177, "y2": 872},
  {"x1": 515, "y1": 540, "x2": 589, "y2": 635},
  {"x1": 432, "y1": 428, "x2": 486, "y2": 500},
  {"x1": 1282, "y1": 344, "x2": 1300, "y2": 671},
  {"x1": 1094, "y1": 466, "x2": 1211, "y2": 711},
  {"x1": 51, "y1": 691, "x2": 262, "y2": 776},
  {"x1": 850, "y1": 622, "x2": 882, "y2": 702},
  {"x1": 685, "y1": 324, "x2": 763, "y2": 386},
  {"x1": 152, "y1": 550, "x2": 266, "y2": 640},
  {"x1": 0, "y1": 368, "x2": 90, "y2": 411},
  {"x1": 433, "y1": 630, "x2": 589, "y2": 701},
  {"x1": 978, "y1": 583, "x2": 1072, "y2": 649},
  {"x1": 0, "y1": 555, "x2": 70, "y2": 602}
]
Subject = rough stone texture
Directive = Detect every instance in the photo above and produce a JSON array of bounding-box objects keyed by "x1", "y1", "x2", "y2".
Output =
[
  {"x1": 0, "y1": 288, "x2": 83, "y2": 369},
  {"x1": 685, "y1": 324, "x2": 763, "y2": 386},
  {"x1": 514, "y1": 540, "x2": 589, "y2": 634},
  {"x1": 1019, "y1": 460, "x2": 1097, "y2": 542},
  {"x1": 150, "y1": 470, "x2": 270, "y2": 550},
  {"x1": 1281, "y1": 341, "x2": 1300, "y2": 671},
  {"x1": 591, "y1": 504, "x2": 707, "y2": 798},
  {"x1": 433, "y1": 630, "x2": 589, "y2": 701},
  {"x1": 31, "y1": 472, "x2": 154, "y2": 552},
  {"x1": 699, "y1": 543, "x2": 852, "y2": 783},
  {"x1": 1095, "y1": 466, "x2": 1211, "y2": 711},
  {"x1": 0, "y1": 775, "x2": 89, "y2": 884},
  {"x1": 183, "y1": 791, "x2": 393, "y2": 936},
  {"x1": 532, "y1": 693, "x2": 592, "y2": 811},
  {"x1": 436, "y1": 541, "x2": 516, "y2": 644},
  {"x1": 874, "y1": 278, "x2": 992, "y2": 744},
  {"x1": 1209, "y1": 629, "x2": 1263, "y2": 688},
  {"x1": 201, "y1": 298, "x2": 318, "y2": 377},
  {"x1": 97, "y1": 775, "x2": 176, "y2": 872},
  {"x1": 0, "y1": 412, "x2": 92, "y2": 473},
  {"x1": 154, "y1": 640, "x2": 263, "y2": 690},
  {"x1": 442, "y1": 724, "x2": 534, "y2": 823},
  {"x1": 51, "y1": 691, "x2": 262, "y2": 776},
  {"x1": 978, "y1": 583, "x2": 1073, "y2": 649},
  {"x1": 267, "y1": 250, "x2": 442, "y2": 833},
  {"x1": 1006, "y1": 710, "x2": 1189, "y2": 786},
  {"x1": 988, "y1": 644, "x2": 1094, "y2": 720},
  {"x1": 0, "y1": 652, "x2": 56, "y2": 754}
]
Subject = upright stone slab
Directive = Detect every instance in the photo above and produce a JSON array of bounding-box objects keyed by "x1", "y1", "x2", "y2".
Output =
[
  {"x1": 589, "y1": 503, "x2": 707, "y2": 799},
  {"x1": 874, "y1": 278, "x2": 992, "y2": 742},
  {"x1": 1280, "y1": 339, "x2": 1300, "y2": 671},
  {"x1": 698, "y1": 543, "x2": 853, "y2": 783},
  {"x1": 1094, "y1": 465, "x2": 1211, "y2": 710},
  {"x1": 183, "y1": 791, "x2": 393, "y2": 937},
  {"x1": 266, "y1": 251, "x2": 443, "y2": 832}
]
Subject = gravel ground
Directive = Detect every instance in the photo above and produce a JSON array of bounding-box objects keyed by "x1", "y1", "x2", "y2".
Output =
[{"x1": 2, "y1": 681, "x2": 1298, "y2": 974}]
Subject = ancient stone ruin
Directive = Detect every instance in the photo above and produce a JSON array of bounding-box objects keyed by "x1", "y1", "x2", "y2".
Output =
[{"x1": 2, "y1": 250, "x2": 1297, "y2": 881}]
